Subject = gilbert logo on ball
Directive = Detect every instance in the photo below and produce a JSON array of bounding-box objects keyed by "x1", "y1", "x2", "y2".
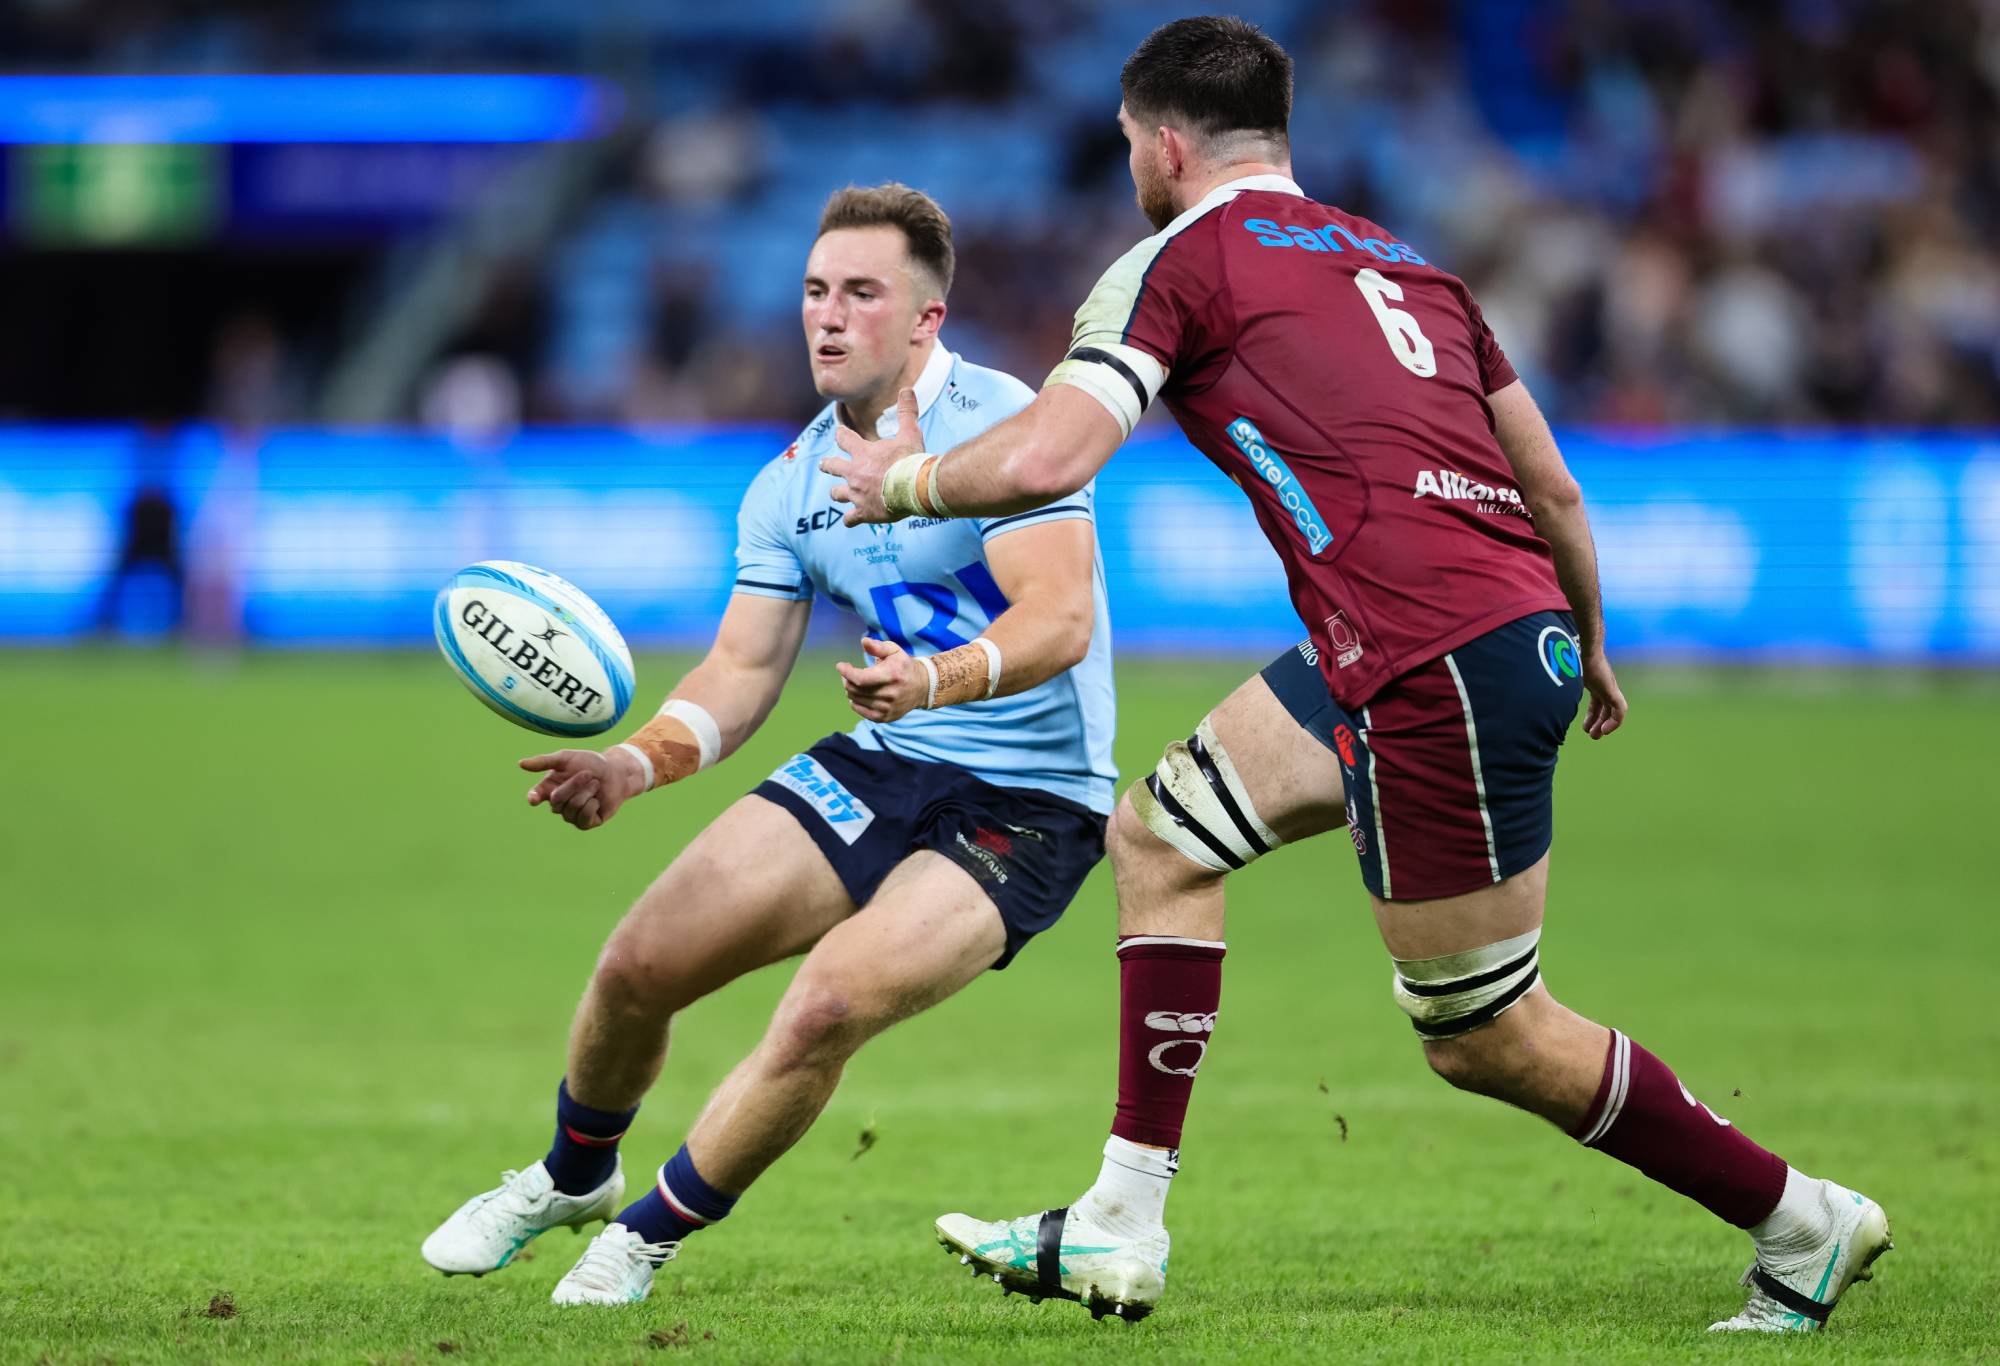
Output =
[{"x1": 434, "y1": 561, "x2": 634, "y2": 736}]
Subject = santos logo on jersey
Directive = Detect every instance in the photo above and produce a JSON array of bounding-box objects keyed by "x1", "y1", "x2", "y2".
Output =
[
  {"x1": 1413, "y1": 468, "x2": 1530, "y2": 516},
  {"x1": 1241, "y1": 217, "x2": 1429, "y2": 265}
]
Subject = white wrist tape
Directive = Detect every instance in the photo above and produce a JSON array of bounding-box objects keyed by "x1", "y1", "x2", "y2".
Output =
[
  {"x1": 612, "y1": 742, "x2": 656, "y2": 792},
  {"x1": 972, "y1": 636, "x2": 1001, "y2": 699},
  {"x1": 658, "y1": 698, "x2": 721, "y2": 770},
  {"x1": 924, "y1": 455, "x2": 956, "y2": 517},
  {"x1": 918, "y1": 655, "x2": 940, "y2": 710},
  {"x1": 881, "y1": 452, "x2": 931, "y2": 520}
]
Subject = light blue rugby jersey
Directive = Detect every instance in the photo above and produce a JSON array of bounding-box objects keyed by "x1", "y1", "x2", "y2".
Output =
[{"x1": 734, "y1": 344, "x2": 1117, "y2": 814}]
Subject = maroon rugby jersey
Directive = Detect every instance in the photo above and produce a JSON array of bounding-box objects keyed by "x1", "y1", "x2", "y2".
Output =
[{"x1": 1047, "y1": 174, "x2": 1570, "y2": 706}]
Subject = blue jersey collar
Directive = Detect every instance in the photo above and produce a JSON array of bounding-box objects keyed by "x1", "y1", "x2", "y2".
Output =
[
  {"x1": 801, "y1": 343, "x2": 956, "y2": 456},
  {"x1": 874, "y1": 342, "x2": 955, "y2": 438}
]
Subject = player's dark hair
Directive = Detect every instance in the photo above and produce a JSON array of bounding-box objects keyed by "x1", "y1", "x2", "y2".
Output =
[
  {"x1": 816, "y1": 183, "x2": 955, "y2": 299},
  {"x1": 1121, "y1": 15, "x2": 1292, "y2": 147}
]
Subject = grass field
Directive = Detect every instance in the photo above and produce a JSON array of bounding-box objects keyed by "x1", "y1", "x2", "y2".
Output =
[{"x1": 2, "y1": 649, "x2": 1995, "y2": 1364}]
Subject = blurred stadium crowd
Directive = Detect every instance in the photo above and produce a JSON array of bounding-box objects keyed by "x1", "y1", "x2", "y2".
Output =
[{"x1": 3, "y1": 0, "x2": 1997, "y2": 432}]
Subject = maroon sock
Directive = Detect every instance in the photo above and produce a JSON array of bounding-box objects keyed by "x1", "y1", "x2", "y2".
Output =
[
  {"x1": 1111, "y1": 936, "x2": 1225, "y2": 1150},
  {"x1": 1570, "y1": 1030, "x2": 1788, "y2": 1228}
]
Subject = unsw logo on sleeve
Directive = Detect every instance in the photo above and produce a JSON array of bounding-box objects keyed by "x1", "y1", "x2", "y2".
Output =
[{"x1": 767, "y1": 755, "x2": 875, "y2": 843}]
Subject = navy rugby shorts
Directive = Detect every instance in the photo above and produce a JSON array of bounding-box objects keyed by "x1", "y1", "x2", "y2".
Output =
[
  {"x1": 752, "y1": 733, "x2": 1107, "y2": 968},
  {"x1": 1262, "y1": 610, "x2": 1583, "y2": 901}
]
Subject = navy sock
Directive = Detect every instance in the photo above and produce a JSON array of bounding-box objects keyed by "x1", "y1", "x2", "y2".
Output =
[
  {"x1": 615, "y1": 1143, "x2": 738, "y2": 1246},
  {"x1": 544, "y1": 1079, "x2": 637, "y2": 1196}
]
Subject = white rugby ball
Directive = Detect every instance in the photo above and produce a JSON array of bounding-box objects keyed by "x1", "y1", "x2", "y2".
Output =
[{"x1": 434, "y1": 561, "x2": 635, "y2": 737}]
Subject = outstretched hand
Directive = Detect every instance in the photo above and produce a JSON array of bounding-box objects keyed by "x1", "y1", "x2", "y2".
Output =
[
  {"x1": 836, "y1": 636, "x2": 929, "y2": 723},
  {"x1": 520, "y1": 747, "x2": 647, "y2": 831},
  {"x1": 821, "y1": 387, "x2": 922, "y2": 527}
]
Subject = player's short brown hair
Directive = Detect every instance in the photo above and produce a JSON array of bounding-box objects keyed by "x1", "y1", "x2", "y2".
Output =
[
  {"x1": 816, "y1": 183, "x2": 955, "y2": 299},
  {"x1": 1121, "y1": 15, "x2": 1292, "y2": 146}
]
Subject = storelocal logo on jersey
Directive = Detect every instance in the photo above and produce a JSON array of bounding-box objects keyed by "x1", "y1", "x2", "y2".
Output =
[
  {"x1": 1414, "y1": 468, "x2": 1530, "y2": 517},
  {"x1": 1227, "y1": 417, "x2": 1333, "y2": 555}
]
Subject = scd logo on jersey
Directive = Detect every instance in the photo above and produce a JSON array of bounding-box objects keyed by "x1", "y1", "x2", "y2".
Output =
[
  {"x1": 1227, "y1": 417, "x2": 1333, "y2": 556},
  {"x1": 768, "y1": 754, "x2": 876, "y2": 843}
]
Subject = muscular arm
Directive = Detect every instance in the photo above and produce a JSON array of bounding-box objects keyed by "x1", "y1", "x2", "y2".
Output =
[
  {"x1": 977, "y1": 517, "x2": 1097, "y2": 689},
  {"x1": 622, "y1": 592, "x2": 813, "y2": 779},
  {"x1": 1488, "y1": 380, "x2": 1602, "y2": 653},
  {"x1": 1488, "y1": 379, "x2": 1627, "y2": 737},
  {"x1": 827, "y1": 383, "x2": 1126, "y2": 523},
  {"x1": 524, "y1": 593, "x2": 811, "y2": 828},
  {"x1": 935, "y1": 385, "x2": 1127, "y2": 516},
  {"x1": 837, "y1": 517, "x2": 1097, "y2": 723}
]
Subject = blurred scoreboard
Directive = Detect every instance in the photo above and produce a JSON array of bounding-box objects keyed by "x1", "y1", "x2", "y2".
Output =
[
  {"x1": 3, "y1": 424, "x2": 1996, "y2": 661},
  {"x1": 0, "y1": 75, "x2": 613, "y2": 245}
]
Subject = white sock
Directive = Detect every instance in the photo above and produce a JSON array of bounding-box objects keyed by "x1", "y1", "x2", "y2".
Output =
[
  {"x1": 1074, "y1": 1135, "x2": 1176, "y2": 1239},
  {"x1": 1750, "y1": 1168, "x2": 1832, "y2": 1264}
]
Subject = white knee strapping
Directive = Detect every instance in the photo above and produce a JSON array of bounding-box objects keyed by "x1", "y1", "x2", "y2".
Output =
[
  {"x1": 1391, "y1": 927, "x2": 1541, "y2": 1039},
  {"x1": 1129, "y1": 717, "x2": 1285, "y2": 873}
]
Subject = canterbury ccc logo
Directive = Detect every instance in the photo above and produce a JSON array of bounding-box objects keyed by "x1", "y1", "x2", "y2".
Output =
[{"x1": 1144, "y1": 1010, "x2": 1216, "y2": 1078}]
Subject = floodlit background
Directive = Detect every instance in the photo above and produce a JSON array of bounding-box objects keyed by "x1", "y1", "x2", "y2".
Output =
[
  {"x1": 2, "y1": 4, "x2": 1996, "y2": 1364},
  {"x1": 2, "y1": 0, "x2": 1996, "y2": 656}
]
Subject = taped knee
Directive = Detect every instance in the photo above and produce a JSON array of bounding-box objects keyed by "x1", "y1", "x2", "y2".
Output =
[
  {"x1": 1391, "y1": 928, "x2": 1541, "y2": 1039},
  {"x1": 1127, "y1": 717, "x2": 1283, "y2": 873}
]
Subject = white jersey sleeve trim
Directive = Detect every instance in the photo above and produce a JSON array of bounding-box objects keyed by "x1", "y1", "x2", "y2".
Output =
[{"x1": 1047, "y1": 341, "x2": 1166, "y2": 439}]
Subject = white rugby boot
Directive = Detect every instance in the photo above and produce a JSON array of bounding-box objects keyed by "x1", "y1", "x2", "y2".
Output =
[
  {"x1": 935, "y1": 1205, "x2": 1169, "y2": 1322},
  {"x1": 550, "y1": 1222, "x2": 678, "y2": 1305},
  {"x1": 420, "y1": 1159, "x2": 624, "y2": 1276},
  {"x1": 1709, "y1": 1179, "x2": 1892, "y2": 1333}
]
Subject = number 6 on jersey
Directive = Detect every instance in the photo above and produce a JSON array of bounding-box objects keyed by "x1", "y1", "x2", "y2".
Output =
[{"x1": 1355, "y1": 267, "x2": 1437, "y2": 378}]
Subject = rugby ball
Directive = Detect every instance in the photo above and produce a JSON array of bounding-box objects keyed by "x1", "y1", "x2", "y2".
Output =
[{"x1": 433, "y1": 561, "x2": 635, "y2": 737}]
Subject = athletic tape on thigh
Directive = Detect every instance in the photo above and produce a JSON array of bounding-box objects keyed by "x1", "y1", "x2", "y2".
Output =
[
  {"x1": 1390, "y1": 927, "x2": 1541, "y2": 1038},
  {"x1": 1129, "y1": 717, "x2": 1285, "y2": 873}
]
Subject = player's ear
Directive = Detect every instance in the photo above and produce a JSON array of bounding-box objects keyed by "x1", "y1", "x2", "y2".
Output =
[
  {"x1": 1159, "y1": 124, "x2": 1191, "y2": 180},
  {"x1": 911, "y1": 296, "x2": 946, "y2": 344}
]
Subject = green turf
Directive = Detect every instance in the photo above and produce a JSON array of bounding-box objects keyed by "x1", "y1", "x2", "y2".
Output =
[{"x1": 1, "y1": 649, "x2": 1994, "y2": 1364}]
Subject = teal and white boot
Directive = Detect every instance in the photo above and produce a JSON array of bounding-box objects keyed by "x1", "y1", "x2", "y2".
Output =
[
  {"x1": 1709, "y1": 1180, "x2": 1892, "y2": 1333},
  {"x1": 935, "y1": 1205, "x2": 1169, "y2": 1322},
  {"x1": 550, "y1": 1222, "x2": 678, "y2": 1305},
  {"x1": 421, "y1": 1159, "x2": 624, "y2": 1276}
]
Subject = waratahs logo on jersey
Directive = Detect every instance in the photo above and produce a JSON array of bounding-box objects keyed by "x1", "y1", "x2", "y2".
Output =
[{"x1": 1538, "y1": 624, "x2": 1582, "y2": 685}]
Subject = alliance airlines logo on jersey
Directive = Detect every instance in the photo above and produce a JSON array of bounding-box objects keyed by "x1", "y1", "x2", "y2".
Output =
[
  {"x1": 1228, "y1": 417, "x2": 1333, "y2": 555},
  {"x1": 1414, "y1": 468, "x2": 1531, "y2": 517}
]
